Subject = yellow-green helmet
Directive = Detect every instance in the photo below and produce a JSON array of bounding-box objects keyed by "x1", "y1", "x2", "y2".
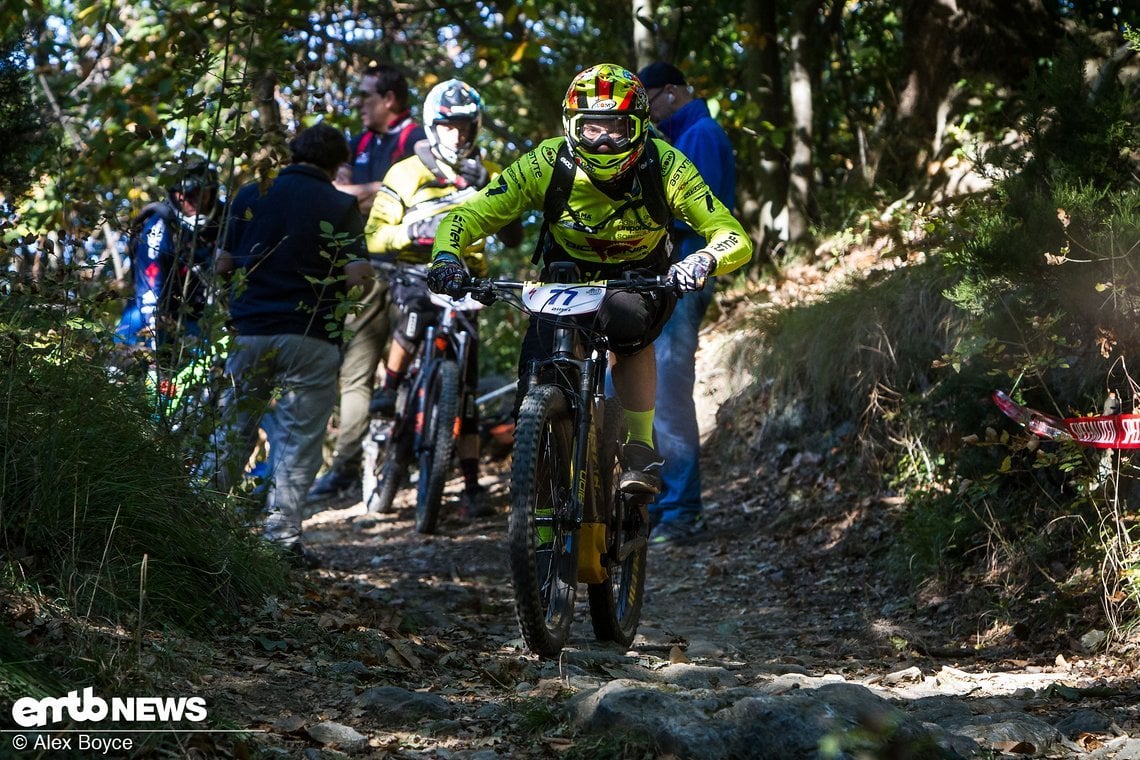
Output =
[{"x1": 562, "y1": 63, "x2": 649, "y2": 182}]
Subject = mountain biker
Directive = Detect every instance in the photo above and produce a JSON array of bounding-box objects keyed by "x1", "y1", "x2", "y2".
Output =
[
  {"x1": 426, "y1": 63, "x2": 752, "y2": 493},
  {"x1": 115, "y1": 157, "x2": 223, "y2": 357},
  {"x1": 364, "y1": 78, "x2": 523, "y2": 517}
]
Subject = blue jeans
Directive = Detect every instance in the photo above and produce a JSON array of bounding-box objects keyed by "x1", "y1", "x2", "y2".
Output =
[
  {"x1": 201, "y1": 334, "x2": 340, "y2": 545},
  {"x1": 650, "y1": 281, "x2": 713, "y2": 527}
]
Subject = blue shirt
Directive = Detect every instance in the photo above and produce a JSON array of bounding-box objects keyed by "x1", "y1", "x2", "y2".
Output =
[
  {"x1": 224, "y1": 164, "x2": 367, "y2": 342},
  {"x1": 658, "y1": 99, "x2": 737, "y2": 260}
]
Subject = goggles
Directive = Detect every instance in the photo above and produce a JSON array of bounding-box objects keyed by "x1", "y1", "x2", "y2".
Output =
[{"x1": 576, "y1": 115, "x2": 633, "y2": 151}]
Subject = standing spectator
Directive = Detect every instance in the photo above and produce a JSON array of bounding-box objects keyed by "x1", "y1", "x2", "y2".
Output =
[
  {"x1": 307, "y1": 64, "x2": 427, "y2": 503},
  {"x1": 336, "y1": 64, "x2": 426, "y2": 216},
  {"x1": 115, "y1": 157, "x2": 223, "y2": 356},
  {"x1": 203, "y1": 123, "x2": 373, "y2": 566},
  {"x1": 636, "y1": 61, "x2": 738, "y2": 546},
  {"x1": 365, "y1": 79, "x2": 522, "y2": 516}
]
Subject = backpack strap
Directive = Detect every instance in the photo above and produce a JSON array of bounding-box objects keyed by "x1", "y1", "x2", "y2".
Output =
[
  {"x1": 413, "y1": 140, "x2": 452, "y2": 188},
  {"x1": 394, "y1": 120, "x2": 418, "y2": 163},
  {"x1": 533, "y1": 140, "x2": 672, "y2": 266},
  {"x1": 635, "y1": 139, "x2": 670, "y2": 228},
  {"x1": 353, "y1": 131, "x2": 374, "y2": 159},
  {"x1": 533, "y1": 143, "x2": 578, "y2": 265}
]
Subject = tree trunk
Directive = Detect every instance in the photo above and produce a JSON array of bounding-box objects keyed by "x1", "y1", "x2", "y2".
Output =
[
  {"x1": 632, "y1": 0, "x2": 658, "y2": 68},
  {"x1": 870, "y1": 0, "x2": 1057, "y2": 192},
  {"x1": 785, "y1": 1, "x2": 823, "y2": 250},
  {"x1": 737, "y1": 0, "x2": 789, "y2": 272}
]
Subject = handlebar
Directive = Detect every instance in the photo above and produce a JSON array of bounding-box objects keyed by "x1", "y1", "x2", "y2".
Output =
[
  {"x1": 372, "y1": 259, "x2": 429, "y2": 286},
  {"x1": 462, "y1": 274, "x2": 675, "y2": 305}
]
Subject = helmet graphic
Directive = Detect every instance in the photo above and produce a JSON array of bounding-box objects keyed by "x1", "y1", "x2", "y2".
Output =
[
  {"x1": 562, "y1": 63, "x2": 649, "y2": 182},
  {"x1": 424, "y1": 79, "x2": 484, "y2": 167}
]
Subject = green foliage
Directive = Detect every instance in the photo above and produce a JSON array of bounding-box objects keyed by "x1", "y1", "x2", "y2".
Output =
[
  {"x1": 0, "y1": 31, "x2": 51, "y2": 204},
  {"x1": 897, "y1": 42, "x2": 1140, "y2": 630},
  {"x1": 0, "y1": 277, "x2": 288, "y2": 633},
  {"x1": 731, "y1": 259, "x2": 967, "y2": 444},
  {"x1": 0, "y1": 625, "x2": 67, "y2": 705}
]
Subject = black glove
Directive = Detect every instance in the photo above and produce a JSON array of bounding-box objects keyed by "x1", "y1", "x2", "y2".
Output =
[
  {"x1": 456, "y1": 158, "x2": 490, "y2": 189},
  {"x1": 407, "y1": 214, "x2": 444, "y2": 248},
  {"x1": 427, "y1": 254, "x2": 469, "y2": 297}
]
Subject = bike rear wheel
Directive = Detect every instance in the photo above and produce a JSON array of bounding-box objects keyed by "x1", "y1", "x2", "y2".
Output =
[
  {"x1": 509, "y1": 384, "x2": 578, "y2": 658},
  {"x1": 588, "y1": 397, "x2": 647, "y2": 647},
  {"x1": 368, "y1": 385, "x2": 414, "y2": 514},
  {"x1": 415, "y1": 359, "x2": 460, "y2": 534}
]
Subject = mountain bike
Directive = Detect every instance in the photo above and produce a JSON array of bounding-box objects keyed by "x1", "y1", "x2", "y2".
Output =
[
  {"x1": 465, "y1": 266, "x2": 671, "y2": 658},
  {"x1": 361, "y1": 264, "x2": 482, "y2": 534}
]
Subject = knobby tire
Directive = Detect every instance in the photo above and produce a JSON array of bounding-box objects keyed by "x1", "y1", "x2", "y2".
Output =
[
  {"x1": 371, "y1": 385, "x2": 415, "y2": 514},
  {"x1": 587, "y1": 397, "x2": 647, "y2": 646},
  {"x1": 415, "y1": 360, "x2": 460, "y2": 534},
  {"x1": 509, "y1": 384, "x2": 577, "y2": 658}
]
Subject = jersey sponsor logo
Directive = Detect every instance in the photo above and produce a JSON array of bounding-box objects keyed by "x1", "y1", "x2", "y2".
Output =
[
  {"x1": 446, "y1": 213, "x2": 467, "y2": 251},
  {"x1": 583, "y1": 235, "x2": 645, "y2": 261},
  {"x1": 526, "y1": 149, "x2": 544, "y2": 178},
  {"x1": 709, "y1": 234, "x2": 739, "y2": 253},
  {"x1": 487, "y1": 175, "x2": 509, "y2": 196}
]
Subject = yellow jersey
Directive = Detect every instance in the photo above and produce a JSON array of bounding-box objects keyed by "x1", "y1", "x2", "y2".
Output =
[
  {"x1": 432, "y1": 137, "x2": 751, "y2": 274},
  {"x1": 365, "y1": 147, "x2": 504, "y2": 276}
]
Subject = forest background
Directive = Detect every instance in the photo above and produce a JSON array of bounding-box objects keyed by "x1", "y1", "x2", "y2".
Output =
[{"x1": 2, "y1": 0, "x2": 1140, "y2": 733}]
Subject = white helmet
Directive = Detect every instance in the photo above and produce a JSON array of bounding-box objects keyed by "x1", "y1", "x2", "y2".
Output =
[{"x1": 423, "y1": 79, "x2": 484, "y2": 167}]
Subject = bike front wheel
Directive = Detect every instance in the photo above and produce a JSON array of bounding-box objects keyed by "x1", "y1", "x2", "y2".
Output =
[
  {"x1": 509, "y1": 384, "x2": 578, "y2": 658},
  {"x1": 415, "y1": 359, "x2": 460, "y2": 534},
  {"x1": 588, "y1": 397, "x2": 647, "y2": 647}
]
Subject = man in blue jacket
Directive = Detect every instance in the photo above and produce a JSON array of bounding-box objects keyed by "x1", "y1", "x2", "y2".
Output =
[{"x1": 637, "y1": 61, "x2": 738, "y2": 546}]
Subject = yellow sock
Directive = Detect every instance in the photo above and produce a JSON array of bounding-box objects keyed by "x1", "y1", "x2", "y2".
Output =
[{"x1": 624, "y1": 408, "x2": 655, "y2": 447}]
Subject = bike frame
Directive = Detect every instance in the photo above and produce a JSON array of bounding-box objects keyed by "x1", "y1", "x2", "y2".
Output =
[
  {"x1": 471, "y1": 272, "x2": 668, "y2": 656},
  {"x1": 522, "y1": 316, "x2": 608, "y2": 550},
  {"x1": 413, "y1": 301, "x2": 477, "y2": 449}
]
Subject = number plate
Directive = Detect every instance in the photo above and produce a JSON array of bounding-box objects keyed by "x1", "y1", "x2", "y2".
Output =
[{"x1": 521, "y1": 282, "x2": 606, "y2": 316}]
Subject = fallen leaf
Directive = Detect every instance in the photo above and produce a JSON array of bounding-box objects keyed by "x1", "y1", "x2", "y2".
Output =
[
  {"x1": 1077, "y1": 732, "x2": 1104, "y2": 750},
  {"x1": 993, "y1": 740, "x2": 1036, "y2": 754}
]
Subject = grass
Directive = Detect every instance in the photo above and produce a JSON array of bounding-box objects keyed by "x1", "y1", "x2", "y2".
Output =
[
  {"x1": 711, "y1": 259, "x2": 970, "y2": 471},
  {"x1": 0, "y1": 281, "x2": 289, "y2": 694}
]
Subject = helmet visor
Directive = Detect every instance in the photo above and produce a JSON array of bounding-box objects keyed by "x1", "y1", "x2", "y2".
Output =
[{"x1": 576, "y1": 115, "x2": 633, "y2": 152}]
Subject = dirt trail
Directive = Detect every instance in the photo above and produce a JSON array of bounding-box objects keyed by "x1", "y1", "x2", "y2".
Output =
[
  {"x1": 190, "y1": 447, "x2": 1139, "y2": 758},
  {"x1": 198, "y1": 271, "x2": 1140, "y2": 757}
]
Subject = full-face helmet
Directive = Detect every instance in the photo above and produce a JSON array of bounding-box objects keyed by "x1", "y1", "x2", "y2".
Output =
[
  {"x1": 166, "y1": 156, "x2": 219, "y2": 199},
  {"x1": 562, "y1": 63, "x2": 649, "y2": 182},
  {"x1": 423, "y1": 79, "x2": 484, "y2": 167}
]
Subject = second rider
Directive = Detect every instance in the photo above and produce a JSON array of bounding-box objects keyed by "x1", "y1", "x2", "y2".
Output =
[{"x1": 364, "y1": 78, "x2": 523, "y2": 517}]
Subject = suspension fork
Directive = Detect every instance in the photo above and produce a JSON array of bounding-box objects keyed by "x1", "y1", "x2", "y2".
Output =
[{"x1": 412, "y1": 324, "x2": 439, "y2": 446}]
